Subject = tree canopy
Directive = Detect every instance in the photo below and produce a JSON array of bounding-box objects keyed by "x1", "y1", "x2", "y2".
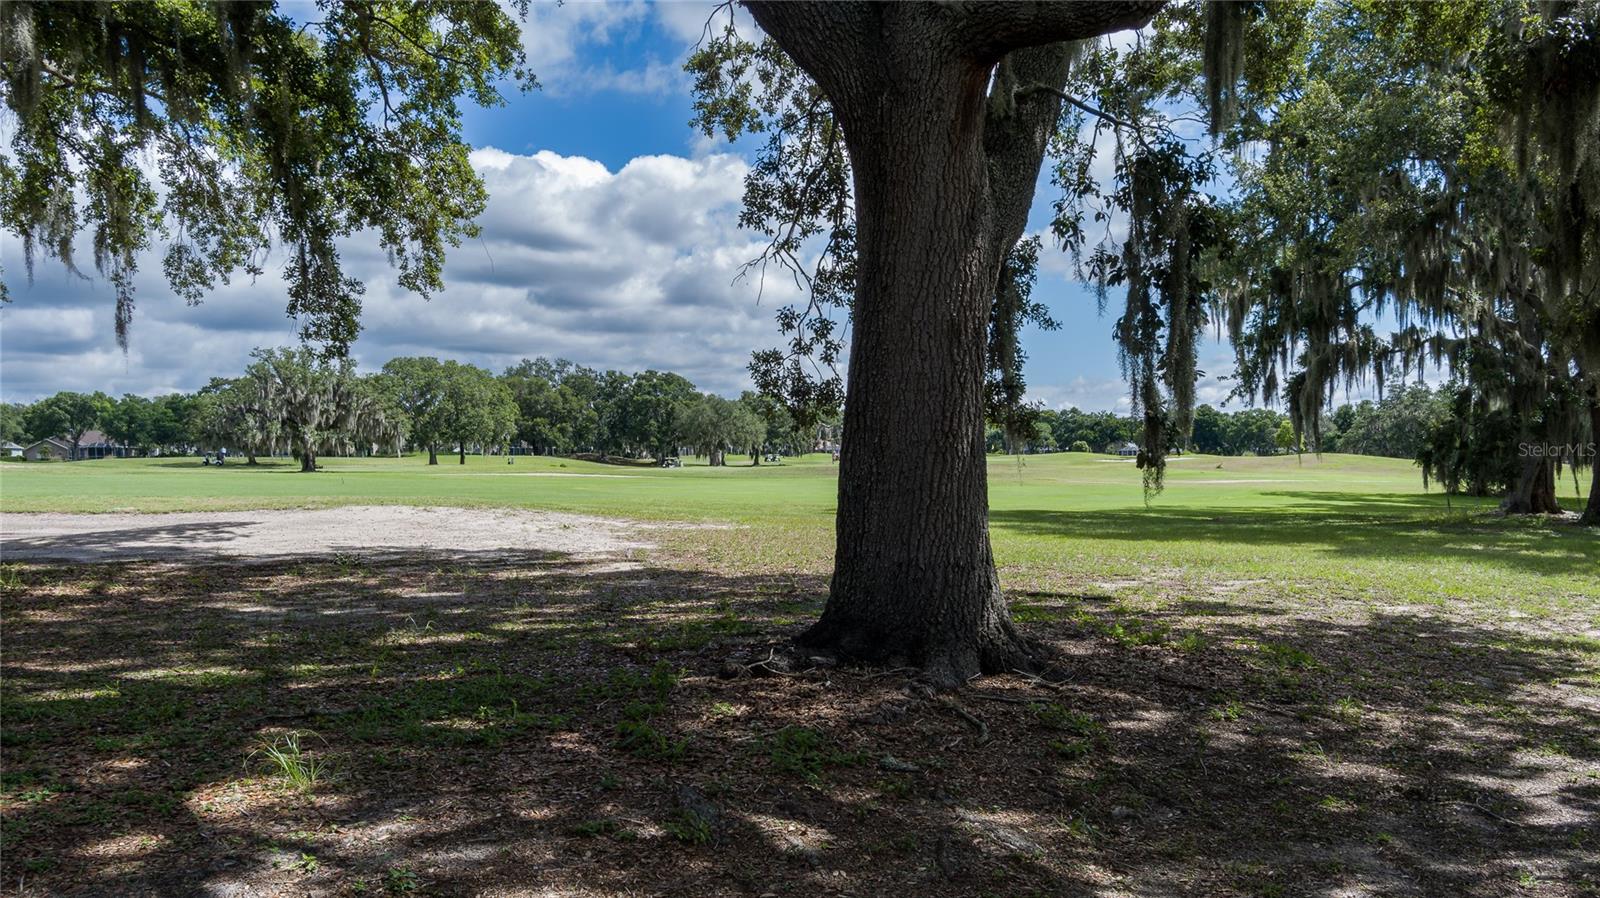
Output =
[
  {"x1": 1210, "y1": 0, "x2": 1598, "y2": 518},
  {"x1": 22, "y1": 390, "x2": 112, "y2": 455},
  {"x1": 0, "y1": 0, "x2": 533, "y2": 352},
  {"x1": 238, "y1": 347, "x2": 395, "y2": 471}
]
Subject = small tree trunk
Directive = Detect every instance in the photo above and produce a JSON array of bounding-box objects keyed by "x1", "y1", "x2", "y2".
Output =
[
  {"x1": 459, "y1": 443, "x2": 466, "y2": 465},
  {"x1": 428, "y1": 445, "x2": 438, "y2": 465},
  {"x1": 1503, "y1": 453, "x2": 1562, "y2": 515},
  {"x1": 247, "y1": 452, "x2": 258, "y2": 466}
]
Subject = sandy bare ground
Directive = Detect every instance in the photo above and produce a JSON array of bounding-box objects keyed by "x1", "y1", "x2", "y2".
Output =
[{"x1": 0, "y1": 505, "x2": 658, "y2": 563}]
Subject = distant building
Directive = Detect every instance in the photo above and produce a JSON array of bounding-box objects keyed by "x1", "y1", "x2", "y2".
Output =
[
  {"x1": 0, "y1": 441, "x2": 22, "y2": 458},
  {"x1": 70, "y1": 430, "x2": 140, "y2": 460},
  {"x1": 23, "y1": 437, "x2": 72, "y2": 461},
  {"x1": 22, "y1": 431, "x2": 138, "y2": 461},
  {"x1": 1116, "y1": 442, "x2": 1140, "y2": 457}
]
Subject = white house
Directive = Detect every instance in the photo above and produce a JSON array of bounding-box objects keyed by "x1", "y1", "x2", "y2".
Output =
[
  {"x1": 1116, "y1": 442, "x2": 1140, "y2": 457},
  {"x1": 0, "y1": 441, "x2": 22, "y2": 458}
]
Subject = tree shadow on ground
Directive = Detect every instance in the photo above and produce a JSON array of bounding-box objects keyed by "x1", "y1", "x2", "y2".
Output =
[
  {"x1": 0, "y1": 550, "x2": 1595, "y2": 897},
  {"x1": 1, "y1": 520, "x2": 264, "y2": 563},
  {"x1": 991, "y1": 498, "x2": 1599, "y2": 580},
  {"x1": 143, "y1": 459, "x2": 302, "y2": 471}
]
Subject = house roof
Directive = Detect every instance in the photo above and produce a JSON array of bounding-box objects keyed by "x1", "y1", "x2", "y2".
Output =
[
  {"x1": 77, "y1": 430, "x2": 115, "y2": 446},
  {"x1": 0, "y1": 441, "x2": 22, "y2": 450},
  {"x1": 25, "y1": 436, "x2": 71, "y2": 451}
]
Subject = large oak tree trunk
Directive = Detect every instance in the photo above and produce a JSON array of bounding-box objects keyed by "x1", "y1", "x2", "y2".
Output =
[
  {"x1": 428, "y1": 445, "x2": 438, "y2": 465},
  {"x1": 300, "y1": 449, "x2": 316, "y2": 473},
  {"x1": 748, "y1": 1, "x2": 1160, "y2": 686},
  {"x1": 792, "y1": 33, "x2": 1028, "y2": 686},
  {"x1": 1503, "y1": 452, "x2": 1561, "y2": 515}
]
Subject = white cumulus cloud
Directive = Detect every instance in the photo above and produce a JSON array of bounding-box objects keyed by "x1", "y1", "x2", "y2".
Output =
[{"x1": 0, "y1": 147, "x2": 800, "y2": 402}]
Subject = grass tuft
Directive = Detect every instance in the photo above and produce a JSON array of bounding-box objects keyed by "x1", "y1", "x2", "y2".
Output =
[
  {"x1": 663, "y1": 808, "x2": 714, "y2": 845},
  {"x1": 249, "y1": 731, "x2": 326, "y2": 792},
  {"x1": 767, "y1": 726, "x2": 862, "y2": 781},
  {"x1": 1031, "y1": 703, "x2": 1107, "y2": 760}
]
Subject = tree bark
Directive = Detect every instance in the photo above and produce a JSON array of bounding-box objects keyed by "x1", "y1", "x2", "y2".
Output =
[
  {"x1": 777, "y1": 11, "x2": 1021, "y2": 685},
  {"x1": 459, "y1": 443, "x2": 466, "y2": 465},
  {"x1": 300, "y1": 449, "x2": 316, "y2": 473},
  {"x1": 428, "y1": 445, "x2": 438, "y2": 465},
  {"x1": 748, "y1": 2, "x2": 1157, "y2": 686},
  {"x1": 1503, "y1": 453, "x2": 1562, "y2": 515}
]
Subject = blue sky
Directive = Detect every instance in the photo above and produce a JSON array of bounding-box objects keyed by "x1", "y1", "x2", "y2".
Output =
[
  {"x1": 452, "y1": 0, "x2": 1228, "y2": 414},
  {"x1": 2, "y1": 0, "x2": 1254, "y2": 412}
]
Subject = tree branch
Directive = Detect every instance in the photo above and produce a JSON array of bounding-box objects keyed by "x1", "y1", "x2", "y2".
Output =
[
  {"x1": 945, "y1": 1, "x2": 1165, "y2": 61},
  {"x1": 348, "y1": 2, "x2": 470, "y2": 70},
  {"x1": 985, "y1": 44, "x2": 1077, "y2": 267},
  {"x1": 742, "y1": 1, "x2": 876, "y2": 107},
  {"x1": 1016, "y1": 82, "x2": 1138, "y2": 131}
]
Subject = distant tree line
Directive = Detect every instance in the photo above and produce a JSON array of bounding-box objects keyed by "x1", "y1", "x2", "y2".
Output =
[
  {"x1": 987, "y1": 384, "x2": 1494, "y2": 467},
  {"x1": 8, "y1": 363, "x2": 1535, "y2": 484},
  {"x1": 991, "y1": 405, "x2": 1294, "y2": 457},
  {"x1": 2, "y1": 351, "x2": 828, "y2": 470}
]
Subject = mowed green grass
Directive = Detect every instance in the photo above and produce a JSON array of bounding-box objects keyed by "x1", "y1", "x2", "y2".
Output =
[
  {"x1": 2, "y1": 449, "x2": 1596, "y2": 895},
  {"x1": 0, "y1": 448, "x2": 1549, "y2": 518},
  {"x1": 0, "y1": 451, "x2": 843, "y2": 521},
  {"x1": 2, "y1": 450, "x2": 1595, "y2": 615}
]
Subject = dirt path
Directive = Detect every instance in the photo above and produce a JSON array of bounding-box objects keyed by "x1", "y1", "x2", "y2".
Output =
[{"x1": 0, "y1": 505, "x2": 658, "y2": 563}]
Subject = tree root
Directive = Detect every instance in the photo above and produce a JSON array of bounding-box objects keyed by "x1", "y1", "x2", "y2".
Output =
[{"x1": 934, "y1": 697, "x2": 990, "y2": 744}]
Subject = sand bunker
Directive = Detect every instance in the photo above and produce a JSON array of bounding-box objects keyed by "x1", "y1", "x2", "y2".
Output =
[{"x1": 0, "y1": 505, "x2": 658, "y2": 563}]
